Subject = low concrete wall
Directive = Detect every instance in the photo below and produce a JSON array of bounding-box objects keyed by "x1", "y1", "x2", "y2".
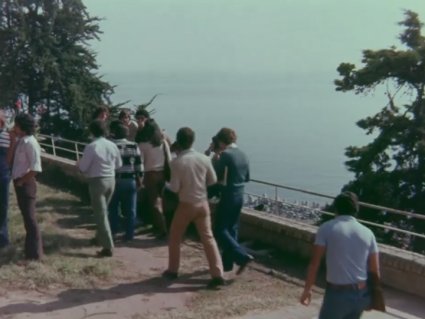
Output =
[
  {"x1": 239, "y1": 208, "x2": 425, "y2": 298},
  {"x1": 41, "y1": 153, "x2": 425, "y2": 298}
]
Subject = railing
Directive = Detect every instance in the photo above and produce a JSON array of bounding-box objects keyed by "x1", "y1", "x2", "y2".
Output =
[
  {"x1": 38, "y1": 133, "x2": 85, "y2": 161},
  {"x1": 36, "y1": 134, "x2": 425, "y2": 247},
  {"x1": 247, "y1": 179, "x2": 425, "y2": 243}
]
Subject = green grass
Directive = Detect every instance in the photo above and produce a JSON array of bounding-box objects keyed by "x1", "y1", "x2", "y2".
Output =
[{"x1": 0, "y1": 182, "x2": 117, "y2": 290}]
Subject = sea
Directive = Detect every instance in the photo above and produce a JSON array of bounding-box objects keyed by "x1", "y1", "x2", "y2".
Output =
[{"x1": 103, "y1": 71, "x2": 387, "y2": 205}]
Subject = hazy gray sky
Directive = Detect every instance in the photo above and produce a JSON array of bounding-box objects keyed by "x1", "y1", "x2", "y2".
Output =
[{"x1": 84, "y1": 0, "x2": 425, "y2": 75}]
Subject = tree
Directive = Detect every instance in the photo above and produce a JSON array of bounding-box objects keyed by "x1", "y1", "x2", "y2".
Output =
[
  {"x1": 335, "y1": 10, "x2": 425, "y2": 252},
  {"x1": 0, "y1": 0, "x2": 113, "y2": 139}
]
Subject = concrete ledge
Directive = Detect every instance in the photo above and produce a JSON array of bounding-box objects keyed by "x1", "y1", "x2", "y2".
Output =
[
  {"x1": 239, "y1": 208, "x2": 425, "y2": 298},
  {"x1": 40, "y1": 152, "x2": 425, "y2": 298}
]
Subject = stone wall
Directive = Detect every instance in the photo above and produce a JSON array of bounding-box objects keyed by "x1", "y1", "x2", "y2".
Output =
[
  {"x1": 41, "y1": 153, "x2": 425, "y2": 298},
  {"x1": 240, "y1": 208, "x2": 425, "y2": 298}
]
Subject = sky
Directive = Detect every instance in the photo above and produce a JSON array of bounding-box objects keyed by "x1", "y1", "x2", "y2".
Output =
[{"x1": 84, "y1": 0, "x2": 425, "y2": 76}]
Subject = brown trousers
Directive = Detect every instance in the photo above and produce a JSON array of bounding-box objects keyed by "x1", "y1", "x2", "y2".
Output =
[
  {"x1": 143, "y1": 171, "x2": 167, "y2": 234},
  {"x1": 168, "y1": 201, "x2": 223, "y2": 278},
  {"x1": 14, "y1": 177, "x2": 43, "y2": 260}
]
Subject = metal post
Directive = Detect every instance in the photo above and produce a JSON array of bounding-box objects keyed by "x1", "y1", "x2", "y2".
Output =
[
  {"x1": 51, "y1": 135, "x2": 56, "y2": 156},
  {"x1": 75, "y1": 143, "x2": 79, "y2": 161},
  {"x1": 275, "y1": 186, "x2": 278, "y2": 213}
]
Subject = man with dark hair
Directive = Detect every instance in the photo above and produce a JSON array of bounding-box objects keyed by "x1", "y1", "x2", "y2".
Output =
[
  {"x1": 92, "y1": 105, "x2": 109, "y2": 122},
  {"x1": 118, "y1": 109, "x2": 138, "y2": 142},
  {"x1": 300, "y1": 191, "x2": 380, "y2": 319},
  {"x1": 10, "y1": 113, "x2": 43, "y2": 260},
  {"x1": 162, "y1": 127, "x2": 225, "y2": 288},
  {"x1": 108, "y1": 121, "x2": 143, "y2": 241},
  {"x1": 78, "y1": 120, "x2": 122, "y2": 257},
  {"x1": 213, "y1": 127, "x2": 252, "y2": 275}
]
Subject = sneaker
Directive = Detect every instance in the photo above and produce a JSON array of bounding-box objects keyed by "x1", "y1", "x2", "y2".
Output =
[
  {"x1": 96, "y1": 248, "x2": 113, "y2": 257},
  {"x1": 207, "y1": 277, "x2": 226, "y2": 289},
  {"x1": 236, "y1": 254, "x2": 254, "y2": 275},
  {"x1": 161, "y1": 270, "x2": 178, "y2": 280}
]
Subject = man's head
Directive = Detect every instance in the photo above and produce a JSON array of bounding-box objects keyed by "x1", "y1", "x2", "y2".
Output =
[
  {"x1": 0, "y1": 110, "x2": 6, "y2": 130},
  {"x1": 89, "y1": 119, "x2": 108, "y2": 138},
  {"x1": 92, "y1": 105, "x2": 109, "y2": 121},
  {"x1": 118, "y1": 109, "x2": 131, "y2": 125},
  {"x1": 215, "y1": 127, "x2": 237, "y2": 150},
  {"x1": 333, "y1": 191, "x2": 359, "y2": 216},
  {"x1": 175, "y1": 127, "x2": 195, "y2": 151},
  {"x1": 14, "y1": 113, "x2": 36, "y2": 136},
  {"x1": 110, "y1": 120, "x2": 128, "y2": 139},
  {"x1": 135, "y1": 109, "x2": 150, "y2": 128}
]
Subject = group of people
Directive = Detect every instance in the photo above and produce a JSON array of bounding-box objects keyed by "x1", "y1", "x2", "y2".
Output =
[
  {"x1": 77, "y1": 106, "x2": 253, "y2": 288},
  {"x1": 0, "y1": 105, "x2": 381, "y2": 318}
]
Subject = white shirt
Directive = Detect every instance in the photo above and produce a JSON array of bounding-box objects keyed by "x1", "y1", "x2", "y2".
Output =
[
  {"x1": 12, "y1": 135, "x2": 42, "y2": 179},
  {"x1": 169, "y1": 149, "x2": 217, "y2": 204},
  {"x1": 138, "y1": 142, "x2": 171, "y2": 172},
  {"x1": 78, "y1": 137, "x2": 122, "y2": 178}
]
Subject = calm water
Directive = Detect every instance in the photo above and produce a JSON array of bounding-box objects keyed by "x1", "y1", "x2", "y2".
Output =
[{"x1": 104, "y1": 71, "x2": 385, "y2": 203}]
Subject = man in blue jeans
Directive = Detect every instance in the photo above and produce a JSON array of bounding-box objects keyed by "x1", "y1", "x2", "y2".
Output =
[
  {"x1": 213, "y1": 128, "x2": 252, "y2": 275},
  {"x1": 108, "y1": 121, "x2": 143, "y2": 241},
  {"x1": 300, "y1": 191, "x2": 380, "y2": 319}
]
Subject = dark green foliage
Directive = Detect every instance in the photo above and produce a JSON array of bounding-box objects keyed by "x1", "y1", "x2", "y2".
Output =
[
  {"x1": 0, "y1": 0, "x2": 113, "y2": 139},
  {"x1": 335, "y1": 10, "x2": 425, "y2": 252}
]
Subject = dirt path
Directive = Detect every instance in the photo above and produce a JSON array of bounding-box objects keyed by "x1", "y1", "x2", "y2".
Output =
[
  {"x1": 0, "y1": 234, "x2": 307, "y2": 319},
  {"x1": 0, "y1": 183, "x2": 305, "y2": 319}
]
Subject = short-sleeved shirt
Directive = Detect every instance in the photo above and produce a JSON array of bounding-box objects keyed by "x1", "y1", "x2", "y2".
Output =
[
  {"x1": 78, "y1": 137, "x2": 122, "y2": 178},
  {"x1": 11, "y1": 135, "x2": 42, "y2": 180},
  {"x1": 138, "y1": 142, "x2": 171, "y2": 172},
  {"x1": 111, "y1": 138, "x2": 143, "y2": 175},
  {"x1": 315, "y1": 215, "x2": 378, "y2": 285},
  {"x1": 169, "y1": 148, "x2": 217, "y2": 204}
]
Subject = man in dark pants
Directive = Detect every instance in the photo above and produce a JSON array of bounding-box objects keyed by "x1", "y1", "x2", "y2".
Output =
[
  {"x1": 10, "y1": 113, "x2": 43, "y2": 260},
  {"x1": 213, "y1": 128, "x2": 252, "y2": 275}
]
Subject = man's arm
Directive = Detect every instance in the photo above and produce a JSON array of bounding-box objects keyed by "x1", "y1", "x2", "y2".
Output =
[
  {"x1": 300, "y1": 245, "x2": 326, "y2": 306},
  {"x1": 206, "y1": 159, "x2": 218, "y2": 186},
  {"x1": 368, "y1": 252, "x2": 380, "y2": 277}
]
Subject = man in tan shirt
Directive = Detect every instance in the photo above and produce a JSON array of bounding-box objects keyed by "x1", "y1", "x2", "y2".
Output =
[{"x1": 162, "y1": 127, "x2": 225, "y2": 289}]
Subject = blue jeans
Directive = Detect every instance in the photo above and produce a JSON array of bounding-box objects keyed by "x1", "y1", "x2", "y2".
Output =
[
  {"x1": 319, "y1": 286, "x2": 371, "y2": 319},
  {"x1": 108, "y1": 178, "x2": 137, "y2": 241},
  {"x1": 214, "y1": 190, "x2": 250, "y2": 271},
  {"x1": 0, "y1": 174, "x2": 10, "y2": 248}
]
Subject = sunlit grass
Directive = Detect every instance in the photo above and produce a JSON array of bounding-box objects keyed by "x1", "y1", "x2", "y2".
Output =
[{"x1": 0, "y1": 182, "x2": 116, "y2": 290}]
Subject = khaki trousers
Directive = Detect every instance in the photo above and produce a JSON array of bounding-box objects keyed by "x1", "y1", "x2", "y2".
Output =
[
  {"x1": 88, "y1": 177, "x2": 115, "y2": 250},
  {"x1": 168, "y1": 201, "x2": 223, "y2": 278}
]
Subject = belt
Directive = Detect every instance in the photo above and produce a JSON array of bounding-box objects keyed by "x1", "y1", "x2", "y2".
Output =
[
  {"x1": 115, "y1": 172, "x2": 136, "y2": 179},
  {"x1": 327, "y1": 281, "x2": 367, "y2": 291}
]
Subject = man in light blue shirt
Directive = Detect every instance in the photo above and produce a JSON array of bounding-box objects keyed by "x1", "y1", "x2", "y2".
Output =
[{"x1": 300, "y1": 191, "x2": 380, "y2": 319}]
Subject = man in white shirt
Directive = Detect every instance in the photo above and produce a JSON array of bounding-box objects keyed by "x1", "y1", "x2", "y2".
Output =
[
  {"x1": 78, "y1": 120, "x2": 122, "y2": 257},
  {"x1": 162, "y1": 127, "x2": 225, "y2": 289},
  {"x1": 10, "y1": 113, "x2": 43, "y2": 260}
]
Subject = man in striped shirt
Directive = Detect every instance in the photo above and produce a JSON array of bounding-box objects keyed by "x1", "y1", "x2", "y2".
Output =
[
  {"x1": 0, "y1": 110, "x2": 11, "y2": 249},
  {"x1": 108, "y1": 121, "x2": 143, "y2": 241}
]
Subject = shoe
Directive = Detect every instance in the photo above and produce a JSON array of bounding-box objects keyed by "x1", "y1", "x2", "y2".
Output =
[
  {"x1": 161, "y1": 270, "x2": 178, "y2": 280},
  {"x1": 207, "y1": 277, "x2": 226, "y2": 289},
  {"x1": 155, "y1": 232, "x2": 168, "y2": 240},
  {"x1": 236, "y1": 254, "x2": 254, "y2": 275},
  {"x1": 96, "y1": 248, "x2": 113, "y2": 257}
]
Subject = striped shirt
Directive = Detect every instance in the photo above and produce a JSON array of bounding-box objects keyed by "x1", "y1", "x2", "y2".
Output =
[
  {"x1": 112, "y1": 138, "x2": 143, "y2": 176},
  {"x1": 0, "y1": 129, "x2": 9, "y2": 149}
]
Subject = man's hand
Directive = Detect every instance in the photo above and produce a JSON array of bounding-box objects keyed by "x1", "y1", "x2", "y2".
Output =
[
  {"x1": 300, "y1": 288, "x2": 312, "y2": 306},
  {"x1": 14, "y1": 178, "x2": 23, "y2": 187}
]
